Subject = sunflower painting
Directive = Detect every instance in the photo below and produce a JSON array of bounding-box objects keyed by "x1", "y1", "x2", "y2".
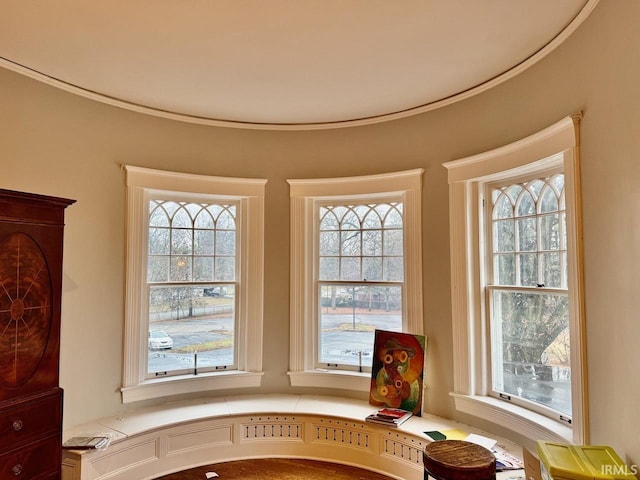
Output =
[{"x1": 368, "y1": 329, "x2": 426, "y2": 415}]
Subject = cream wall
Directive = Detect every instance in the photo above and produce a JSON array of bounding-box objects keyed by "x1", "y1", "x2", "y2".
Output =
[{"x1": 1, "y1": 0, "x2": 638, "y2": 465}]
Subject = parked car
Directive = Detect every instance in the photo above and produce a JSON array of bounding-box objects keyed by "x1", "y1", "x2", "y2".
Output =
[
  {"x1": 148, "y1": 330, "x2": 173, "y2": 350},
  {"x1": 203, "y1": 286, "x2": 225, "y2": 297}
]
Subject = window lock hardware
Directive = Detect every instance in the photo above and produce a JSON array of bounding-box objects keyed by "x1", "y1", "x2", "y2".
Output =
[{"x1": 559, "y1": 415, "x2": 572, "y2": 424}]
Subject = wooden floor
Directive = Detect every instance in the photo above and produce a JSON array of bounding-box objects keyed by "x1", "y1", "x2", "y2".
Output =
[{"x1": 154, "y1": 458, "x2": 398, "y2": 480}]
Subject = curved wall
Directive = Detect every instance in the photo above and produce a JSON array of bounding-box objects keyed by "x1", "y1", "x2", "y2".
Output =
[{"x1": 0, "y1": 0, "x2": 638, "y2": 463}]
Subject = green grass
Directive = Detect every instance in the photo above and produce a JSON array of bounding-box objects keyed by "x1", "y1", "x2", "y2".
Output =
[
  {"x1": 324, "y1": 323, "x2": 376, "y2": 332},
  {"x1": 174, "y1": 337, "x2": 233, "y2": 353}
]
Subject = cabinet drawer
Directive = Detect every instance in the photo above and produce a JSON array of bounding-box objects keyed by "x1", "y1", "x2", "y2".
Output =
[
  {"x1": 0, "y1": 434, "x2": 60, "y2": 479},
  {"x1": 0, "y1": 390, "x2": 62, "y2": 451}
]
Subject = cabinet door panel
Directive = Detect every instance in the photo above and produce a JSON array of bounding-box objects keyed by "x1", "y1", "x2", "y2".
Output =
[
  {"x1": 0, "y1": 389, "x2": 62, "y2": 452},
  {"x1": 0, "y1": 434, "x2": 61, "y2": 479}
]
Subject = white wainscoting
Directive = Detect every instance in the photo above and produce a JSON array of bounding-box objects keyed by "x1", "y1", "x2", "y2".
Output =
[{"x1": 61, "y1": 394, "x2": 524, "y2": 480}]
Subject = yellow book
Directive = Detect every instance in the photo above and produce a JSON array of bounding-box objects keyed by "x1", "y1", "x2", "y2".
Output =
[{"x1": 440, "y1": 429, "x2": 468, "y2": 440}]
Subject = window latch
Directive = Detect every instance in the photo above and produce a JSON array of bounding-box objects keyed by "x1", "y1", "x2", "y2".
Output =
[{"x1": 559, "y1": 415, "x2": 572, "y2": 424}]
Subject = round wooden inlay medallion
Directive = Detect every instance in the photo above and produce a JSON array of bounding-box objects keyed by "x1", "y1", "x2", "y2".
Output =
[{"x1": 0, "y1": 232, "x2": 53, "y2": 388}]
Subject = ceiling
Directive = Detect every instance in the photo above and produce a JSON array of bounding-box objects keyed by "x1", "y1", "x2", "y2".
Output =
[{"x1": 0, "y1": 1, "x2": 598, "y2": 130}]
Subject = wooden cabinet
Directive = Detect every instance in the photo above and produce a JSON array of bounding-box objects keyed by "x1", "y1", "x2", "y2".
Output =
[{"x1": 0, "y1": 189, "x2": 74, "y2": 480}]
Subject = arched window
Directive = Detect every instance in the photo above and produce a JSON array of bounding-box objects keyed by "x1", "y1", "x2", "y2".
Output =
[
  {"x1": 287, "y1": 169, "x2": 424, "y2": 391},
  {"x1": 122, "y1": 166, "x2": 266, "y2": 403},
  {"x1": 443, "y1": 114, "x2": 587, "y2": 445}
]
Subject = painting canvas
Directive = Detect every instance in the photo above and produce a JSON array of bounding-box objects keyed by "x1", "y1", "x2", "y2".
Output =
[{"x1": 368, "y1": 329, "x2": 426, "y2": 415}]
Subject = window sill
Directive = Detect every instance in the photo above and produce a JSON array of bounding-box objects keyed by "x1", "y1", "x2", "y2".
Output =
[
  {"x1": 450, "y1": 393, "x2": 572, "y2": 446},
  {"x1": 287, "y1": 369, "x2": 370, "y2": 392},
  {"x1": 121, "y1": 370, "x2": 263, "y2": 404}
]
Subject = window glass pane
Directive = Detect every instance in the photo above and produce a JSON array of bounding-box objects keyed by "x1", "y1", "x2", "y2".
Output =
[
  {"x1": 493, "y1": 193, "x2": 514, "y2": 220},
  {"x1": 214, "y1": 257, "x2": 235, "y2": 281},
  {"x1": 193, "y1": 257, "x2": 214, "y2": 281},
  {"x1": 362, "y1": 230, "x2": 382, "y2": 256},
  {"x1": 194, "y1": 229, "x2": 214, "y2": 255},
  {"x1": 318, "y1": 284, "x2": 402, "y2": 368},
  {"x1": 149, "y1": 203, "x2": 170, "y2": 227},
  {"x1": 172, "y1": 207, "x2": 192, "y2": 229},
  {"x1": 517, "y1": 191, "x2": 535, "y2": 216},
  {"x1": 506, "y1": 185, "x2": 523, "y2": 201},
  {"x1": 340, "y1": 230, "x2": 361, "y2": 256},
  {"x1": 342, "y1": 210, "x2": 361, "y2": 230},
  {"x1": 185, "y1": 203, "x2": 203, "y2": 219},
  {"x1": 149, "y1": 227, "x2": 170, "y2": 255},
  {"x1": 518, "y1": 253, "x2": 537, "y2": 286},
  {"x1": 216, "y1": 208, "x2": 236, "y2": 229},
  {"x1": 215, "y1": 230, "x2": 236, "y2": 255},
  {"x1": 362, "y1": 209, "x2": 382, "y2": 229},
  {"x1": 148, "y1": 256, "x2": 169, "y2": 282},
  {"x1": 320, "y1": 231, "x2": 340, "y2": 256},
  {"x1": 383, "y1": 206, "x2": 403, "y2": 228},
  {"x1": 171, "y1": 228, "x2": 193, "y2": 255},
  {"x1": 194, "y1": 210, "x2": 214, "y2": 229},
  {"x1": 170, "y1": 256, "x2": 192, "y2": 281},
  {"x1": 528, "y1": 179, "x2": 544, "y2": 198},
  {"x1": 320, "y1": 209, "x2": 339, "y2": 230},
  {"x1": 539, "y1": 186, "x2": 559, "y2": 213},
  {"x1": 495, "y1": 254, "x2": 515, "y2": 285},
  {"x1": 340, "y1": 257, "x2": 361, "y2": 280},
  {"x1": 551, "y1": 174, "x2": 565, "y2": 193},
  {"x1": 373, "y1": 203, "x2": 391, "y2": 219},
  {"x1": 148, "y1": 284, "x2": 235, "y2": 374},
  {"x1": 331, "y1": 206, "x2": 348, "y2": 223},
  {"x1": 517, "y1": 217, "x2": 537, "y2": 252},
  {"x1": 539, "y1": 213, "x2": 560, "y2": 251},
  {"x1": 161, "y1": 201, "x2": 180, "y2": 218},
  {"x1": 353, "y1": 205, "x2": 370, "y2": 222},
  {"x1": 363, "y1": 257, "x2": 382, "y2": 281},
  {"x1": 205, "y1": 204, "x2": 224, "y2": 218},
  {"x1": 541, "y1": 252, "x2": 562, "y2": 288},
  {"x1": 493, "y1": 220, "x2": 514, "y2": 253},
  {"x1": 319, "y1": 257, "x2": 339, "y2": 280},
  {"x1": 383, "y1": 229, "x2": 403, "y2": 256},
  {"x1": 490, "y1": 289, "x2": 571, "y2": 416},
  {"x1": 383, "y1": 257, "x2": 404, "y2": 281}
]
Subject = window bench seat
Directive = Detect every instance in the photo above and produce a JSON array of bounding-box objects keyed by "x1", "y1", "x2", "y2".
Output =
[{"x1": 61, "y1": 394, "x2": 524, "y2": 480}]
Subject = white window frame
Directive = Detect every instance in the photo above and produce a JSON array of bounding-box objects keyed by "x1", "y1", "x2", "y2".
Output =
[
  {"x1": 287, "y1": 169, "x2": 424, "y2": 392},
  {"x1": 443, "y1": 114, "x2": 588, "y2": 444},
  {"x1": 121, "y1": 165, "x2": 266, "y2": 403}
]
